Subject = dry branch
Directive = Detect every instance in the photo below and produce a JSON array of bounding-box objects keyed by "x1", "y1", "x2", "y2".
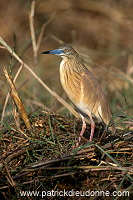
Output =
[
  {"x1": 1, "y1": 64, "x2": 23, "y2": 122},
  {"x1": 29, "y1": 1, "x2": 56, "y2": 65},
  {"x1": 3, "y1": 68, "x2": 31, "y2": 130},
  {"x1": 29, "y1": 1, "x2": 37, "y2": 64},
  {"x1": 3, "y1": 161, "x2": 16, "y2": 187}
]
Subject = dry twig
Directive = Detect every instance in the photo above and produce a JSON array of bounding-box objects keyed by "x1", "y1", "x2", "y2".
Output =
[
  {"x1": 3, "y1": 68, "x2": 31, "y2": 131},
  {"x1": 1, "y1": 64, "x2": 23, "y2": 122}
]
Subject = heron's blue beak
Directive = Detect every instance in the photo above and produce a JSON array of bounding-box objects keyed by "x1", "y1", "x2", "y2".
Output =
[{"x1": 41, "y1": 49, "x2": 63, "y2": 55}]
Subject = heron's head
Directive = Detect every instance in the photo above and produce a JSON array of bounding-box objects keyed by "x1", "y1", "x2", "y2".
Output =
[{"x1": 41, "y1": 45, "x2": 78, "y2": 58}]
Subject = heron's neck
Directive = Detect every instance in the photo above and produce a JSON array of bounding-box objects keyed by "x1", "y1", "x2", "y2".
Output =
[
  {"x1": 60, "y1": 57, "x2": 68, "y2": 70},
  {"x1": 60, "y1": 56, "x2": 82, "y2": 72}
]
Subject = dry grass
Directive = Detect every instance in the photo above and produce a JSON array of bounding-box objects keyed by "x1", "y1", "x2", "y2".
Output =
[
  {"x1": 0, "y1": 111, "x2": 133, "y2": 199},
  {"x1": 0, "y1": 0, "x2": 133, "y2": 199}
]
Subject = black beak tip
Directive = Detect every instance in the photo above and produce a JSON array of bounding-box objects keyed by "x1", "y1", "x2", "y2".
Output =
[{"x1": 41, "y1": 51, "x2": 49, "y2": 54}]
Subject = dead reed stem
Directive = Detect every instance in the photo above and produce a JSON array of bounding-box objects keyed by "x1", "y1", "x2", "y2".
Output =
[
  {"x1": 3, "y1": 68, "x2": 31, "y2": 131},
  {"x1": 1, "y1": 64, "x2": 23, "y2": 122}
]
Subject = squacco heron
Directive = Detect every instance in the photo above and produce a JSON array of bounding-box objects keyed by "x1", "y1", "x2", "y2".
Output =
[{"x1": 42, "y1": 45, "x2": 115, "y2": 146}]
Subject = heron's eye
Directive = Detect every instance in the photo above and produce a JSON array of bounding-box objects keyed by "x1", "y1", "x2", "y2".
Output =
[{"x1": 64, "y1": 49, "x2": 69, "y2": 53}]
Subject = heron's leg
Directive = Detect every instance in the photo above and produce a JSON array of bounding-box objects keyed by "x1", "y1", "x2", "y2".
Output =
[
  {"x1": 76, "y1": 114, "x2": 86, "y2": 147},
  {"x1": 88, "y1": 114, "x2": 95, "y2": 142}
]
